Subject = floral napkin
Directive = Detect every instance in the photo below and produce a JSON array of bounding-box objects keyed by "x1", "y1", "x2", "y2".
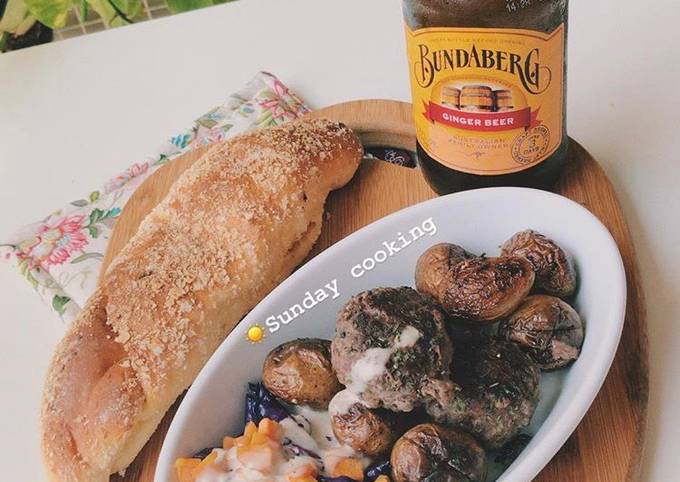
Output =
[{"x1": 0, "y1": 72, "x2": 310, "y2": 322}]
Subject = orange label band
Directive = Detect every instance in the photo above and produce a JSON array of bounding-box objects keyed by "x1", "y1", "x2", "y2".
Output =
[{"x1": 406, "y1": 24, "x2": 565, "y2": 175}]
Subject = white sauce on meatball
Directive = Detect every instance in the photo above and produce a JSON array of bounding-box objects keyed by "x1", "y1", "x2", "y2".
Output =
[{"x1": 333, "y1": 326, "x2": 421, "y2": 415}]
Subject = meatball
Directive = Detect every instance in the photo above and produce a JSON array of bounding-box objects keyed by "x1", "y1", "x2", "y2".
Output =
[
  {"x1": 330, "y1": 393, "x2": 404, "y2": 456},
  {"x1": 415, "y1": 243, "x2": 475, "y2": 297},
  {"x1": 390, "y1": 423, "x2": 487, "y2": 482},
  {"x1": 262, "y1": 338, "x2": 342, "y2": 408},
  {"x1": 501, "y1": 230, "x2": 577, "y2": 299},
  {"x1": 499, "y1": 295, "x2": 585, "y2": 370},
  {"x1": 331, "y1": 287, "x2": 454, "y2": 412},
  {"x1": 425, "y1": 339, "x2": 540, "y2": 449},
  {"x1": 418, "y1": 255, "x2": 535, "y2": 324}
]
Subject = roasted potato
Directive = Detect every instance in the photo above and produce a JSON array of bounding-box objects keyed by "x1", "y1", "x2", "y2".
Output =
[
  {"x1": 415, "y1": 243, "x2": 474, "y2": 298},
  {"x1": 390, "y1": 423, "x2": 487, "y2": 482},
  {"x1": 501, "y1": 230, "x2": 577, "y2": 299},
  {"x1": 416, "y1": 253, "x2": 535, "y2": 324},
  {"x1": 262, "y1": 338, "x2": 342, "y2": 408},
  {"x1": 330, "y1": 394, "x2": 403, "y2": 456},
  {"x1": 499, "y1": 294, "x2": 584, "y2": 370}
]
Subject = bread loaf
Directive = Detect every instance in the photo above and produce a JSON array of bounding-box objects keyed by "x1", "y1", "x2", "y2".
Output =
[{"x1": 41, "y1": 119, "x2": 363, "y2": 482}]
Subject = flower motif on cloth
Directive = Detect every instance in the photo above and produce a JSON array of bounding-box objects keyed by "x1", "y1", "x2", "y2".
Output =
[
  {"x1": 104, "y1": 162, "x2": 150, "y2": 194},
  {"x1": 0, "y1": 72, "x2": 310, "y2": 322},
  {"x1": 16, "y1": 214, "x2": 89, "y2": 270}
]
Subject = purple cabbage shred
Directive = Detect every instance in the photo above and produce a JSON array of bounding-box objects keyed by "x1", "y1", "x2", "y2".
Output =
[
  {"x1": 365, "y1": 459, "x2": 391, "y2": 480},
  {"x1": 282, "y1": 438, "x2": 322, "y2": 459},
  {"x1": 191, "y1": 447, "x2": 216, "y2": 459},
  {"x1": 244, "y1": 382, "x2": 290, "y2": 424}
]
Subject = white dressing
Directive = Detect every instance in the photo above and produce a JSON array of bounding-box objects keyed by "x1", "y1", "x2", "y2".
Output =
[
  {"x1": 337, "y1": 326, "x2": 421, "y2": 413},
  {"x1": 294, "y1": 405, "x2": 337, "y2": 450},
  {"x1": 280, "y1": 417, "x2": 320, "y2": 450},
  {"x1": 195, "y1": 404, "x2": 365, "y2": 482},
  {"x1": 329, "y1": 389, "x2": 362, "y2": 416}
]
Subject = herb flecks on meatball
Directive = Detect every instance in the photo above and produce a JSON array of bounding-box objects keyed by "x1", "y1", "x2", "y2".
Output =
[
  {"x1": 425, "y1": 338, "x2": 540, "y2": 449},
  {"x1": 331, "y1": 287, "x2": 454, "y2": 412}
]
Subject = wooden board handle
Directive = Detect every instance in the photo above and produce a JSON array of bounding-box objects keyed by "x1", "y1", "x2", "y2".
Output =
[{"x1": 305, "y1": 99, "x2": 417, "y2": 151}]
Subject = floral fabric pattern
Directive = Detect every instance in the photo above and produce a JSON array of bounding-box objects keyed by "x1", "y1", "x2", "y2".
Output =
[
  {"x1": 18, "y1": 214, "x2": 89, "y2": 269},
  {"x1": 0, "y1": 72, "x2": 309, "y2": 321}
]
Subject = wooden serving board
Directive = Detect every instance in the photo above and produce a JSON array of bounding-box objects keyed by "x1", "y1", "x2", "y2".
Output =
[{"x1": 105, "y1": 100, "x2": 647, "y2": 482}]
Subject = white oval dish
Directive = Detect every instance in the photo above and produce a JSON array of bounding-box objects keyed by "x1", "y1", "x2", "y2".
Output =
[{"x1": 155, "y1": 187, "x2": 626, "y2": 482}]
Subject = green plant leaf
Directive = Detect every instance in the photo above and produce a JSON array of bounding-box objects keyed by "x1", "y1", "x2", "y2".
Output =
[
  {"x1": 18, "y1": 259, "x2": 39, "y2": 287},
  {"x1": 24, "y1": 0, "x2": 71, "y2": 28},
  {"x1": 89, "y1": 190, "x2": 100, "y2": 203},
  {"x1": 87, "y1": 225, "x2": 99, "y2": 238},
  {"x1": 15, "y1": 14, "x2": 37, "y2": 35},
  {"x1": 166, "y1": 0, "x2": 213, "y2": 14},
  {"x1": 52, "y1": 294, "x2": 71, "y2": 315},
  {"x1": 86, "y1": 0, "x2": 141, "y2": 26},
  {"x1": 0, "y1": 0, "x2": 30, "y2": 32},
  {"x1": 70, "y1": 252, "x2": 103, "y2": 263},
  {"x1": 89, "y1": 207, "x2": 104, "y2": 224}
]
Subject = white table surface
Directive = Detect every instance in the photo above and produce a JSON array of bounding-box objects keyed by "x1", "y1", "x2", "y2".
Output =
[{"x1": 1, "y1": 0, "x2": 678, "y2": 480}]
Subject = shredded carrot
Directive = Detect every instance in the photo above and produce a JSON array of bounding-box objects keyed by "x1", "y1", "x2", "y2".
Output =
[
  {"x1": 244, "y1": 421, "x2": 258, "y2": 438},
  {"x1": 287, "y1": 477, "x2": 317, "y2": 482},
  {"x1": 175, "y1": 458, "x2": 201, "y2": 482},
  {"x1": 235, "y1": 434, "x2": 251, "y2": 447},
  {"x1": 331, "y1": 458, "x2": 364, "y2": 480},
  {"x1": 258, "y1": 417, "x2": 282, "y2": 440},
  {"x1": 191, "y1": 450, "x2": 218, "y2": 478},
  {"x1": 250, "y1": 431, "x2": 270, "y2": 446},
  {"x1": 223, "y1": 436, "x2": 236, "y2": 449}
]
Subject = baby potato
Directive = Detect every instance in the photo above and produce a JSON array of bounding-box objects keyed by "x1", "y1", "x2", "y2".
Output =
[
  {"x1": 416, "y1": 251, "x2": 535, "y2": 324},
  {"x1": 390, "y1": 423, "x2": 487, "y2": 482},
  {"x1": 262, "y1": 338, "x2": 342, "y2": 408},
  {"x1": 501, "y1": 230, "x2": 577, "y2": 299},
  {"x1": 415, "y1": 243, "x2": 474, "y2": 298},
  {"x1": 499, "y1": 294, "x2": 584, "y2": 370},
  {"x1": 330, "y1": 394, "x2": 403, "y2": 456}
]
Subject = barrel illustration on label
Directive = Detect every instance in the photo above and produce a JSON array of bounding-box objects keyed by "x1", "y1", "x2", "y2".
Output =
[{"x1": 406, "y1": 24, "x2": 566, "y2": 177}]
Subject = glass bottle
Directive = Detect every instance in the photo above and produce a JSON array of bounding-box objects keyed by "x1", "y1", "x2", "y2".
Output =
[{"x1": 402, "y1": 0, "x2": 569, "y2": 194}]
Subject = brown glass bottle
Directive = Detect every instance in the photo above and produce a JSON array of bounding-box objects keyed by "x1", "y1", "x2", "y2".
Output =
[{"x1": 403, "y1": 0, "x2": 569, "y2": 194}]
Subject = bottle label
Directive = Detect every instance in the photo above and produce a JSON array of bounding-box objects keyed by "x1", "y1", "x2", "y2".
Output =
[{"x1": 405, "y1": 24, "x2": 565, "y2": 175}]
